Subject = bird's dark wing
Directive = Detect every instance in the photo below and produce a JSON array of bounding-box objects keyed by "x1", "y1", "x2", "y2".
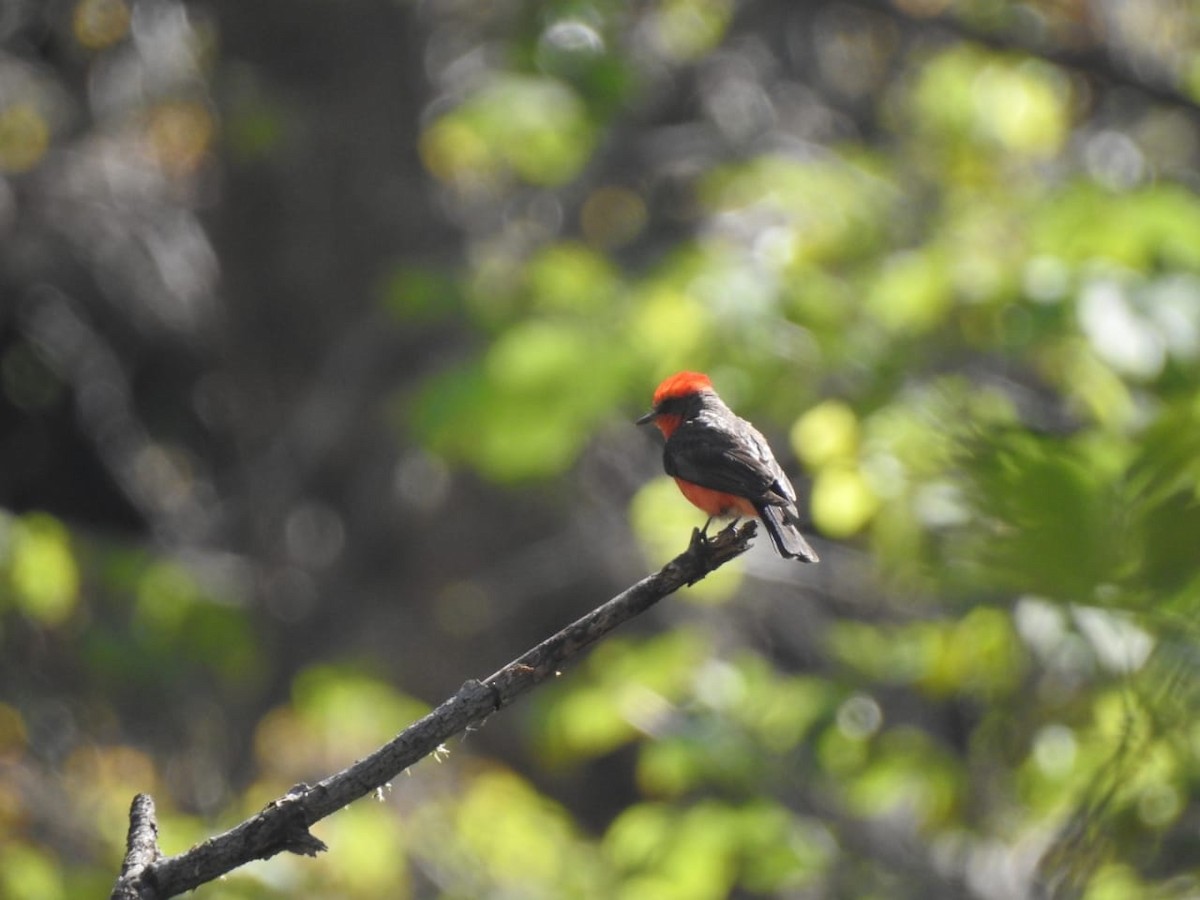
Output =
[{"x1": 663, "y1": 412, "x2": 797, "y2": 507}]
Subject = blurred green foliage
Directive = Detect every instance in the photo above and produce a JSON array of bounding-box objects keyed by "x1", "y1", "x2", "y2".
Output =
[
  {"x1": 3, "y1": 512, "x2": 79, "y2": 625},
  {"x1": 6, "y1": 0, "x2": 1200, "y2": 897}
]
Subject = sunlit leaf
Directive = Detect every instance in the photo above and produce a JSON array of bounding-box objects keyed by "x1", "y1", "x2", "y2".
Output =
[
  {"x1": 844, "y1": 727, "x2": 963, "y2": 826},
  {"x1": 292, "y1": 665, "x2": 431, "y2": 752},
  {"x1": 910, "y1": 46, "x2": 1070, "y2": 161},
  {"x1": 791, "y1": 400, "x2": 859, "y2": 468},
  {"x1": 524, "y1": 242, "x2": 622, "y2": 313},
  {"x1": 867, "y1": 249, "x2": 953, "y2": 334},
  {"x1": 6, "y1": 513, "x2": 78, "y2": 626},
  {"x1": 811, "y1": 465, "x2": 880, "y2": 537},
  {"x1": 0, "y1": 844, "x2": 65, "y2": 900},
  {"x1": 531, "y1": 631, "x2": 712, "y2": 763},
  {"x1": 423, "y1": 75, "x2": 596, "y2": 187},
  {"x1": 454, "y1": 767, "x2": 603, "y2": 896}
]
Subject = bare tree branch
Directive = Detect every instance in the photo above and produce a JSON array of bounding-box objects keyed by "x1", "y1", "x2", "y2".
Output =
[
  {"x1": 109, "y1": 521, "x2": 759, "y2": 899},
  {"x1": 110, "y1": 794, "x2": 162, "y2": 900}
]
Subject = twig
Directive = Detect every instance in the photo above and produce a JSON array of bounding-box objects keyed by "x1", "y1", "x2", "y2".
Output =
[
  {"x1": 109, "y1": 520, "x2": 758, "y2": 899},
  {"x1": 110, "y1": 794, "x2": 162, "y2": 900}
]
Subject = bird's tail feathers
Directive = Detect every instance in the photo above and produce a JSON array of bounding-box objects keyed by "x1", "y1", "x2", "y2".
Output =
[{"x1": 758, "y1": 505, "x2": 819, "y2": 562}]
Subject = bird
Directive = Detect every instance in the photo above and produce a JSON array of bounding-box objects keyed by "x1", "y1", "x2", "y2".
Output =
[{"x1": 637, "y1": 371, "x2": 819, "y2": 562}]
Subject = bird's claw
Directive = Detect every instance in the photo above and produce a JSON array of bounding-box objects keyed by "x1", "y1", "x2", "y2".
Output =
[{"x1": 691, "y1": 516, "x2": 743, "y2": 554}]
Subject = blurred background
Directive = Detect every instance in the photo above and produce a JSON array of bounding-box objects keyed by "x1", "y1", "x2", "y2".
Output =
[{"x1": 2, "y1": 0, "x2": 1200, "y2": 897}]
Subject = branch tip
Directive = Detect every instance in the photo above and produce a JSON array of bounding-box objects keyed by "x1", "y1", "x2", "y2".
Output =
[{"x1": 109, "y1": 793, "x2": 163, "y2": 900}]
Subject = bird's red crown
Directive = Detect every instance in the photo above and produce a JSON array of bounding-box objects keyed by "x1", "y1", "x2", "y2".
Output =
[{"x1": 652, "y1": 371, "x2": 713, "y2": 406}]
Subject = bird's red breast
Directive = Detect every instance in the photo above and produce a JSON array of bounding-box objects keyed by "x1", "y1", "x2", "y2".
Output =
[{"x1": 673, "y1": 478, "x2": 759, "y2": 518}]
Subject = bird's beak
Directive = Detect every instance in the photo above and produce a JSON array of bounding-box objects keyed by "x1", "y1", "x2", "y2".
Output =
[{"x1": 635, "y1": 409, "x2": 657, "y2": 426}]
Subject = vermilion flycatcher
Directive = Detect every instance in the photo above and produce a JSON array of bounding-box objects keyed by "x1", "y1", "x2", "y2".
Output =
[{"x1": 637, "y1": 371, "x2": 819, "y2": 562}]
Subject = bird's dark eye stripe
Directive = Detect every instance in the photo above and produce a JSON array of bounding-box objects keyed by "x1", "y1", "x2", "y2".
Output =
[{"x1": 657, "y1": 396, "x2": 689, "y2": 415}]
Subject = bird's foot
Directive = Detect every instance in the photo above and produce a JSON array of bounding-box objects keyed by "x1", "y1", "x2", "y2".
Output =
[{"x1": 692, "y1": 515, "x2": 742, "y2": 551}]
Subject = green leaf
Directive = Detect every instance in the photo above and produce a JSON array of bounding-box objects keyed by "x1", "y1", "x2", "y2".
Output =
[{"x1": 4, "y1": 512, "x2": 79, "y2": 626}]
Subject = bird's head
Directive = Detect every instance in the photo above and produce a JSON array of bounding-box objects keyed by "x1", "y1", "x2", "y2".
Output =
[{"x1": 636, "y1": 371, "x2": 714, "y2": 437}]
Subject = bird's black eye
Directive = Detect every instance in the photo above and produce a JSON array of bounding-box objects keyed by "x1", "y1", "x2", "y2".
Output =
[{"x1": 656, "y1": 396, "x2": 688, "y2": 415}]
